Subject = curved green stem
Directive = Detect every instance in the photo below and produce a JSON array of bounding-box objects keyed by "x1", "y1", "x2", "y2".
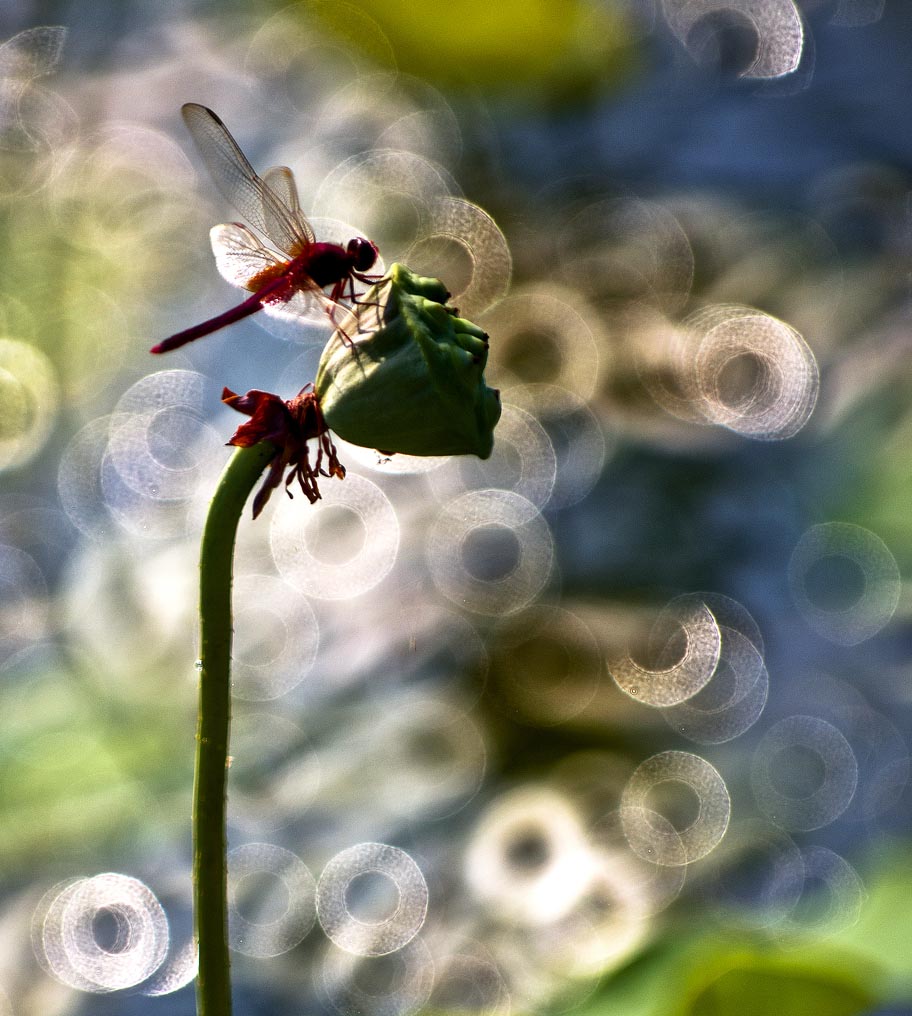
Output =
[{"x1": 194, "y1": 442, "x2": 276, "y2": 1016}]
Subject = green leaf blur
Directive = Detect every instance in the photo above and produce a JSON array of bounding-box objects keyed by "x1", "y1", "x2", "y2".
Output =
[{"x1": 308, "y1": 0, "x2": 638, "y2": 98}]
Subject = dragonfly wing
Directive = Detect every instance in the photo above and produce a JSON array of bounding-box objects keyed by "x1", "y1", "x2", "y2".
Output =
[
  {"x1": 210, "y1": 222, "x2": 282, "y2": 289},
  {"x1": 182, "y1": 103, "x2": 308, "y2": 257},
  {"x1": 262, "y1": 166, "x2": 316, "y2": 247},
  {"x1": 259, "y1": 284, "x2": 327, "y2": 327},
  {"x1": 261, "y1": 284, "x2": 384, "y2": 338}
]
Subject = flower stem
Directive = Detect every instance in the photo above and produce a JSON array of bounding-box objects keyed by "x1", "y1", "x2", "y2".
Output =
[{"x1": 194, "y1": 441, "x2": 276, "y2": 1016}]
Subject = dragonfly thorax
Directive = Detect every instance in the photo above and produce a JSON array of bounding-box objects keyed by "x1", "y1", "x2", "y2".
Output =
[{"x1": 294, "y1": 241, "x2": 371, "y2": 289}]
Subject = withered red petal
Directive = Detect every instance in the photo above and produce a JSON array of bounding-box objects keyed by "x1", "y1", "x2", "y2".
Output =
[
  {"x1": 225, "y1": 387, "x2": 295, "y2": 446},
  {"x1": 221, "y1": 385, "x2": 344, "y2": 516},
  {"x1": 251, "y1": 457, "x2": 287, "y2": 518},
  {"x1": 222, "y1": 387, "x2": 283, "y2": 417}
]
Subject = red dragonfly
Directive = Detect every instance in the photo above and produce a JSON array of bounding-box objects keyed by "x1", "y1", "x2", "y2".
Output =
[{"x1": 151, "y1": 103, "x2": 380, "y2": 354}]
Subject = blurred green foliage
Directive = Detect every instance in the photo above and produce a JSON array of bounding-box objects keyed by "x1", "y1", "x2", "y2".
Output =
[
  {"x1": 570, "y1": 849, "x2": 912, "y2": 1016},
  {"x1": 674, "y1": 952, "x2": 876, "y2": 1016},
  {"x1": 0, "y1": 653, "x2": 192, "y2": 875},
  {"x1": 577, "y1": 934, "x2": 879, "y2": 1016},
  {"x1": 827, "y1": 848, "x2": 912, "y2": 988},
  {"x1": 308, "y1": 0, "x2": 638, "y2": 99}
]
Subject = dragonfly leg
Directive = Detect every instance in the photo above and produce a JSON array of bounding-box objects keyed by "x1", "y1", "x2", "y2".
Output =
[
  {"x1": 325, "y1": 280, "x2": 356, "y2": 346},
  {"x1": 347, "y1": 272, "x2": 388, "y2": 333}
]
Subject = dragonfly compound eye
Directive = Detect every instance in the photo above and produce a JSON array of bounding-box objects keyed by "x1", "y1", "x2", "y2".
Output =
[{"x1": 348, "y1": 237, "x2": 378, "y2": 272}]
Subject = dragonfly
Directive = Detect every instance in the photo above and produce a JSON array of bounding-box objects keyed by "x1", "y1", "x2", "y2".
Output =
[{"x1": 151, "y1": 103, "x2": 381, "y2": 354}]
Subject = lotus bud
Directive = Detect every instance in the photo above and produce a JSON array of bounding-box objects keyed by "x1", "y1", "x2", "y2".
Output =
[{"x1": 315, "y1": 263, "x2": 501, "y2": 458}]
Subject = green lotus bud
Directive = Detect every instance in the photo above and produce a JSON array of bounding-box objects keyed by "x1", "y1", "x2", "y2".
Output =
[{"x1": 315, "y1": 263, "x2": 501, "y2": 458}]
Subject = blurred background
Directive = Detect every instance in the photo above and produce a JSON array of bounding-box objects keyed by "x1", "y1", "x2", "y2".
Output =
[{"x1": 1, "y1": 0, "x2": 911, "y2": 1013}]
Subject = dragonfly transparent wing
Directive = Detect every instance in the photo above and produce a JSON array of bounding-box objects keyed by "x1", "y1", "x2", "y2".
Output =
[
  {"x1": 210, "y1": 222, "x2": 282, "y2": 290},
  {"x1": 182, "y1": 103, "x2": 311, "y2": 257},
  {"x1": 259, "y1": 285, "x2": 328, "y2": 327},
  {"x1": 260, "y1": 286, "x2": 386, "y2": 336},
  {"x1": 263, "y1": 278, "x2": 387, "y2": 336},
  {"x1": 262, "y1": 166, "x2": 315, "y2": 246},
  {"x1": 207, "y1": 221, "x2": 329, "y2": 331}
]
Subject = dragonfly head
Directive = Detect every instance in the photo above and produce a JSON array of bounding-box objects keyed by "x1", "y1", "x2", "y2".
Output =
[{"x1": 347, "y1": 236, "x2": 379, "y2": 272}]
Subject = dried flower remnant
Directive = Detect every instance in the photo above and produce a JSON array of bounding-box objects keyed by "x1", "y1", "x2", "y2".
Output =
[{"x1": 222, "y1": 385, "x2": 343, "y2": 518}]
